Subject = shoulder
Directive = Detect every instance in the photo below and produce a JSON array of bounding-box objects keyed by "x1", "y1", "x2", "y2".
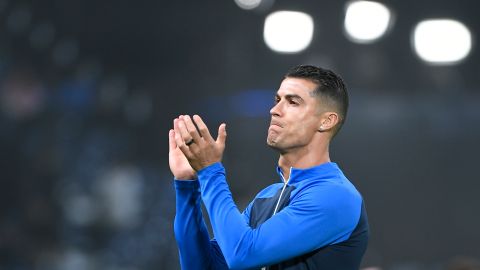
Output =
[
  {"x1": 291, "y1": 177, "x2": 363, "y2": 220},
  {"x1": 296, "y1": 172, "x2": 361, "y2": 200}
]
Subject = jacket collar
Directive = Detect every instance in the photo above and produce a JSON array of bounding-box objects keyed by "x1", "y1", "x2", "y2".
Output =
[{"x1": 276, "y1": 162, "x2": 341, "y2": 184}]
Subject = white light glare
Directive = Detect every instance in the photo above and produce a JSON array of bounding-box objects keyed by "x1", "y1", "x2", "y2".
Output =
[
  {"x1": 234, "y1": 0, "x2": 262, "y2": 10},
  {"x1": 344, "y1": 1, "x2": 392, "y2": 43},
  {"x1": 263, "y1": 11, "x2": 314, "y2": 53},
  {"x1": 413, "y1": 19, "x2": 472, "y2": 64}
]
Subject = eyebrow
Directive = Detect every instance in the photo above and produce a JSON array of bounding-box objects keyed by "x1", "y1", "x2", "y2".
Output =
[{"x1": 275, "y1": 93, "x2": 304, "y2": 102}]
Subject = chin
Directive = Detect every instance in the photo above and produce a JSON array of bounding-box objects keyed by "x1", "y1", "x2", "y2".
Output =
[
  {"x1": 267, "y1": 134, "x2": 278, "y2": 145},
  {"x1": 266, "y1": 138, "x2": 276, "y2": 147},
  {"x1": 267, "y1": 138, "x2": 283, "y2": 151}
]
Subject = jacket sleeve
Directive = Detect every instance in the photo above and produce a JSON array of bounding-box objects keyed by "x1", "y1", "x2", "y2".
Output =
[
  {"x1": 197, "y1": 162, "x2": 362, "y2": 270},
  {"x1": 173, "y1": 180, "x2": 228, "y2": 270}
]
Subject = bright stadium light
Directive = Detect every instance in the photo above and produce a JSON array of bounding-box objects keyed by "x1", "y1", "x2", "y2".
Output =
[
  {"x1": 344, "y1": 1, "x2": 392, "y2": 43},
  {"x1": 234, "y1": 0, "x2": 262, "y2": 10},
  {"x1": 412, "y1": 19, "x2": 472, "y2": 64},
  {"x1": 263, "y1": 11, "x2": 314, "y2": 53}
]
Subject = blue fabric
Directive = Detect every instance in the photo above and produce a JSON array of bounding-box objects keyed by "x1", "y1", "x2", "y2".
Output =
[
  {"x1": 174, "y1": 162, "x2": 364, "y2": 270},
  {"x1": 173, "y1": 180, "x2": 228, "y2": 269}
]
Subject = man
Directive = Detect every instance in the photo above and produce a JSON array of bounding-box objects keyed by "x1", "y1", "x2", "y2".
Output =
[{"x1": 169, "y1": 65, "x2": 369, "y2": 270}]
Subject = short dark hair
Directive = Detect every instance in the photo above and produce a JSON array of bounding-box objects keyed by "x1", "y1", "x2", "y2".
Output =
[{"x1": 285, "y1": 64, "x2": 349, "y2": 137}]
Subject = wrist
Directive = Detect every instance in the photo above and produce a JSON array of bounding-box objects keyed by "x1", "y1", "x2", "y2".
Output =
[
  {"x1": 194, "y1": 159, "x2": 223, "y2": 172},
  {"x1": 174, "y1": 173, "x2": 197, "y2": 181},
  {"x1": 197, "y1": 162, "x2": 223, "y2": 177},
  {"x1": 174, "y1": 179, "x2": 199, "y2": 189}
]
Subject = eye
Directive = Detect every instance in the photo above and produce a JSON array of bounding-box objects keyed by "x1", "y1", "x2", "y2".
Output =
[
  {"x1": 289, "y1": 99, "x2": 299, "y2": 105},
  {"x1": 274, "y1": 96, "x2": 280, "y2": 103}
]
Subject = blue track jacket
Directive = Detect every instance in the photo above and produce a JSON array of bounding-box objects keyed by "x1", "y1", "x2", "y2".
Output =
[{"x1": 174, "y1": 162, "x2": 369, "y2": 270}]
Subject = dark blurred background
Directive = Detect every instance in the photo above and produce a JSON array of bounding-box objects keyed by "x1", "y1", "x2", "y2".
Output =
[{"x1": 0, "y1": 0, "x2": 479, "y2": 269}]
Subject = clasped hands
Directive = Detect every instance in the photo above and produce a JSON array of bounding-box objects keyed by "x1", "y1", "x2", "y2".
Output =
[{"x1": 168, "y1": 115, "x2": 227, "y2": 180}]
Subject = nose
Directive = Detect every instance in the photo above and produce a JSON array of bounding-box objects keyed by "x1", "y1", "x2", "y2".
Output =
[{"x1": 270, "y1": 101, "x2": 281, "y2": 117}]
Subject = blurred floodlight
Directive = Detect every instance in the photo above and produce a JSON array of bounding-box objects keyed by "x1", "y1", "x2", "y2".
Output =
[
  {"x1": 234, "y1": 0, "x2": 274, "y2": 11},
  {"x1": 264, "y1": 11, "x2": 314, "y2": 53},
  {"x1": 412, "y1": 19, "x2": 472, "y2": 64},
  {"x1": 344, "y1": 1, "x2": 392, "y2": 43},
  {"x1": 234, "y1": 0, "x2": 262, "y2": 10}
]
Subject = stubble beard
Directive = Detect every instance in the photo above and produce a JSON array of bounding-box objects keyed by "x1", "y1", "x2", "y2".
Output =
[
  {"x1": 267, "y1": 128, "x2": 279, "y2": 146},
  {"x1": 267, "y1": 132, "x2": 286, "y2": 153}
]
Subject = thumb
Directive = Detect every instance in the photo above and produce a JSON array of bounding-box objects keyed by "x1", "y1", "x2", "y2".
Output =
[
  {"x1": 216, "y1": 123, "x2": 227, "y2": 146},
  {"x1": 169, "y1": 129, "x2": 177, "y2": 151}
]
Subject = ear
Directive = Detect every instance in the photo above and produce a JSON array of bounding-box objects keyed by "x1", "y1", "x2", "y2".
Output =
[{"x1": 318, "y1": 112, "x2": 339, "y2": 132}]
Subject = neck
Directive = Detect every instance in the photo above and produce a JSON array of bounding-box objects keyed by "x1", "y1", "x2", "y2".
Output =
[{"x1": 277, "y1": 139, "x2": 331, "y2": 181}]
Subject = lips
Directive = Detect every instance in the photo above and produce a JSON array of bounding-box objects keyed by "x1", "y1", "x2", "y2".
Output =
[{"x1": 270, "y1": 119, "x2": 283, "y2": 128}]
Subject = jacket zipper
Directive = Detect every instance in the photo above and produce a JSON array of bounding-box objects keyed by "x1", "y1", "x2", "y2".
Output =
[
  {"x1": 262, "y1": 168, "x2": 292, "y2": 270},
  {"x1": 273, "y1": 167, "x2": 292, "y2": 215}
]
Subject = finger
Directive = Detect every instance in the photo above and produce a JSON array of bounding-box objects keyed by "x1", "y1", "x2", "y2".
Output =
[
  {"x1": 216, "y1": 123, "x2": 227, "y2": 146},
  {"x1": 179, "y1": 115, "x2": 203, "y2": 154},
  {"x1": 175, "y1": 117, "x2": 194, "y2": 145},
  {"x1": 174, "y1": 118, "x2": 190, "y2": 148},
  {"x1": 192, "y1": 115, "x2": 214, "y2": 143},
  {"x1": 173, "y1": 118, "x2": 183, "y2": 145},
  {"x1": 182, "y1": 115, "x2": 202, "y2": 144},
  {"x1": 174, "y1": 125, "x2": 195, "y2": 159},
  {"x1": 172, "y1": 117, "x2": 181, "y2": 144},
  {"x1": 169, "y1": 129, "x2": 177, "y2": 151}
]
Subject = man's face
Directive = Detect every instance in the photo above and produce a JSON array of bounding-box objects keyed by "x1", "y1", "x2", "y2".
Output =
[{"x1": 267, "y1": 77, "x2": 324, "y2": 152}]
